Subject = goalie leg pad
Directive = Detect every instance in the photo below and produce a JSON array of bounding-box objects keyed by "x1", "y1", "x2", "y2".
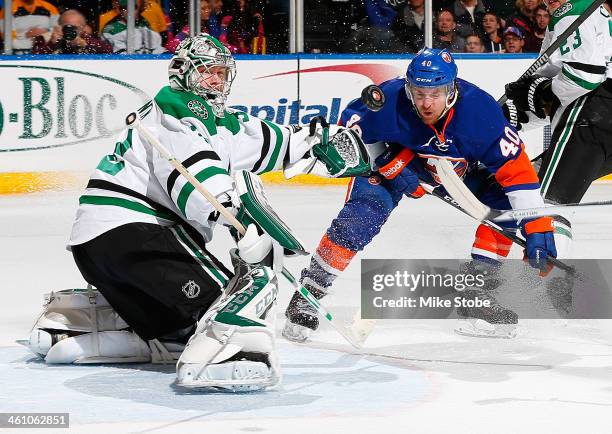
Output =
[
  {"x1": 18, "y1": 288, "x2": 158, "y2": 364},
  {"x1": 176, "y1": 265, "x2": 280, "y2": 391}
]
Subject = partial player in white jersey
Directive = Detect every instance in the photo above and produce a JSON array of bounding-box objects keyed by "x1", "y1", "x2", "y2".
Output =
[
  {"x1": 505, "y1": 0, "x2": 612, "y2": 208},
  {"x1": 18, "y1": 33, "x2": 369, "y2": 392}
]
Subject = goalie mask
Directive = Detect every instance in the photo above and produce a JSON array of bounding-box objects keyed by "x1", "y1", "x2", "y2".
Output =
[{"x1": 168, "y1": 33, "x2": 236, "y2": 118}]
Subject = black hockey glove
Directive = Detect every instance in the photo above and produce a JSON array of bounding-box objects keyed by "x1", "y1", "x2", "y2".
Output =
[
  {"x1": 501, "y1": 99, "x2": 529, "y2": 131},
  {"x1": 505, "y1": 76, "x2": 557, "y2": 119}
]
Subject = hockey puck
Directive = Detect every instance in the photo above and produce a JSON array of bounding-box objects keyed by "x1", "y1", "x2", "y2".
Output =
[{"x1": 361, "y1": 84, "x2": 385, "y2": 112}]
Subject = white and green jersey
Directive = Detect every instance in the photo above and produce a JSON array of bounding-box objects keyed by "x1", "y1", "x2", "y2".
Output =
[
  {"x1": 537, "y1": 0, "x2": 612, "y2": 107},
  {"x1": 69, "y1": 86, "x2": 296, "y2": 246},
  {"x1": 102, "y1": 17, "x2": 166, "y2": 54}
]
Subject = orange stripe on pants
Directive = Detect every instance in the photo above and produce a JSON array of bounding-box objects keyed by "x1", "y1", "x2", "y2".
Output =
[
  {"x1": 472, "y1": 224, "x2": 512, "y2": 257},
  {"x1": 316, "y1": 233, "x2": 357, "y2": 272}
]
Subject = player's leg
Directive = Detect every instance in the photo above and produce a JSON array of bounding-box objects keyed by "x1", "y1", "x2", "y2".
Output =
[
  {"x1": 539, "y1": 93, "x2": 607, "y2": 204},
  {"x1": 176, "y1": 259, "x2": 280, "y2": 391},
  {"x1": 72, "y1": 222, "x2": 231, "y2": 340},
  {"x1": 590, "y1": 80, "x2": 612, "y2": 179},
  {"x1": 465, "y1": 168, "x2": 515, "y2": 266},
  {"x1": 23, "y1": 222, "x2": 231, "y2": 364},
  {"x1": 283, "y1": 174, "x2": 402, "y2": 342},
  {"x1": 458, "y1": 170, "x2": 520, "y2": 338}
]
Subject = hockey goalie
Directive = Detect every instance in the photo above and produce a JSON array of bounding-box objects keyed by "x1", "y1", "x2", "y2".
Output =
[{"x1": 18, "y1": 33, "x2": 370, "y2": 392}]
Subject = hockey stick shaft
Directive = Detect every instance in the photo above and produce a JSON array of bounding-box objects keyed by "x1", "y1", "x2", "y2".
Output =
[
  {"x1": 126, "y1": 113, "x2": 365, "y2": 349},
  {"x1": 432, "y1": 159, "x2": 575, "y2": 275},
  {"x1": 497, "y1": 0, "x2": 606, "y2": 106},
  {"x1": 490, "y1": 200, "x2": 612, "y2": 222}
]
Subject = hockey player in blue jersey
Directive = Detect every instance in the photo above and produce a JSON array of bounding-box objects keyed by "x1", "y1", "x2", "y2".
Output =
[{"x1": 284, "y1": 48, "x2": 559, "y2": 340}]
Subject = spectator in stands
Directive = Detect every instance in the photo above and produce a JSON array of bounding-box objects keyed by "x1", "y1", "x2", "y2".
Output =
[
  {"x1": 392, "y1": 0, "x2": 426, "y2": 53},
  {"x1": 464, "y1": 33, "x2": 484, "y2": 53},
  {"x1": 364, "y1": 0, "x2": 398, "y2": 29},
  {"x1": 0, "y1": 0, "x2": 59, "y2": 54},
  {"x1": 165, "y1": 0, "x2": 211, "y2": 53},
  {"x1": 207, "y1": 0, "x2": 224, "y2": 39},
  {"x1": 502, "y1": 25, "x2": 524, "y2": 53},
  {"x1": 451, "y1": 0, "x2": 489, "y2": 39},
  {"x1": 506, "y1": 0, "x2": 539, "y2": 40},
  {"x1": 433, "y1": 9, "x2": 465, "y2": 52},
  {"x1": 32, "y1": 9, "x2": 112, "y2": 54},
  {"x1": 342, "y1": 0, "x2": 409, "y2": 54},
  {"x1": 524, "y1": 4, "x2": 548, "y2": 52},
  {"x1": 100, "y1": 0, "x2": 168, "y2": 43},
  {"x1": 481, "y1": 11, "x2": 503, "y2": 52},
  {"x1": 220, "y1": 0, "x2": 261, "y2": 54},
  {"x1": 102, "y1": 0, "x2": 166, "y2": 53}
]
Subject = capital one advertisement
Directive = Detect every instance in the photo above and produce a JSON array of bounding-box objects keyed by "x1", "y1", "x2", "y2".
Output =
[{"x1": 0, "y1": 55, "x2": 541, "y2": 176}]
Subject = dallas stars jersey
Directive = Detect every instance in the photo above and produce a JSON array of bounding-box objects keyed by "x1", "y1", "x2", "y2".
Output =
[
  {"x1": 537, "y1": 0, "x2": 612, "y2": 107},
  {"x1": 69, "y1": 86, "x2": 294, "y2": 246}
]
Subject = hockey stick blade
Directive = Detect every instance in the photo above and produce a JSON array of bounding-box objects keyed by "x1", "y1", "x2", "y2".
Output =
[{"x1": 281, "y1": 269, "x2": 370, "y2": 349}]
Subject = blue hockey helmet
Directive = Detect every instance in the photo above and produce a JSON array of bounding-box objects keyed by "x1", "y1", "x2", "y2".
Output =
[{"x1": 405, "y1": 48, "x2": 458, "y2": 120}]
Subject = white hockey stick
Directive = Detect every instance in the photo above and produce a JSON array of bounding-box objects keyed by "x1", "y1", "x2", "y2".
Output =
[
  {"x1": 125, "y1": 113, "x2": 369, "y2": 349},
  {"x1": 433, "y1": 159, "x2": 612, "y2": 222},
  {"x1": 433, "y1": 159, "x2": 577, "y2": 274}
]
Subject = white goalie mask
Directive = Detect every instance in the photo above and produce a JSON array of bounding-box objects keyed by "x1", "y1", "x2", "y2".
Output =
[{"x1": 168, "y1": 33, "x2": 237, "y2": 118}]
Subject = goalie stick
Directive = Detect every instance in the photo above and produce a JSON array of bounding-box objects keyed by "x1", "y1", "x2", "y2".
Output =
[
  {"x1": 125, "y1": 113, "x2": 369, "y2": 349},
  {"x1": 497, "y1": 0, "x2": 607, "y2": 106}
]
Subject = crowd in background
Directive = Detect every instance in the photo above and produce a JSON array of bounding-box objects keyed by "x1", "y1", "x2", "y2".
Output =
[
  {"x1": 0, "y1": 0, "x2": 270, "y2": 54},
  {"x1": 0, "y1": 0, "x2": 611, "y2": 55}
]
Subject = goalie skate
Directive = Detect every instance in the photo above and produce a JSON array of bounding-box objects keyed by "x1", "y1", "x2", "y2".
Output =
[{"x1": 178, "y1": 353, "x2": 278, "y2": 392}]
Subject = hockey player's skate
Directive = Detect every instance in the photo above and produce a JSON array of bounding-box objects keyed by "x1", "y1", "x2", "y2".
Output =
[
  {"x1": 455, "y1": 289, "x2": 519, "y2": 339},
  {"x1": 282, "y1": 284, "x2": 326, "y2": 343},
  {"x1": 176, "y1": 266, "x2": 281, "y2": 392}
]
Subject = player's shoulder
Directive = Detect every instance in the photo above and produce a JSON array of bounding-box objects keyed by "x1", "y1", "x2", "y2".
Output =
[
  {"x1": 154, "y1": 86, "x2": 215, "y2": 125},
  {"x1": 455, "y1": 79, "x2": 502, "y2": 117},
  {"x1": 453, "y1": 79, "x2": 507, "y2": 139},
  {"x1": 548, "y1": 0, "x2": 594, "y2": 29}
]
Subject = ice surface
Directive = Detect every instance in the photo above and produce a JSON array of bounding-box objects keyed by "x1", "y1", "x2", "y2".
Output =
[{"x1": 1, "y1": 184, "x2": 612, "y2": 433}]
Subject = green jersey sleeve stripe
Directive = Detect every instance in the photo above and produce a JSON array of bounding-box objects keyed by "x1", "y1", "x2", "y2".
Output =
[
  {"x1": 166, "y1": 150, "x2": 221, "y2": 195},
  {"x1": 176, "y1": 166, "x2": 228, "y2": 215},
  {"x1": 562, "y1": 66, "x2": 602, "y2": 90},
  {"x1": 79, "y1": 195, "x2": 178, "y2": 221},
  {"x1": 261, "y1": 120, "x2": 284, "y2": 173},
  {"x1": 252, "y1": 120, "x2": 271, "y2": 173}
]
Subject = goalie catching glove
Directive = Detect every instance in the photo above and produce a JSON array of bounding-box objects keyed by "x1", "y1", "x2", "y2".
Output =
[{"x1": 284, "y1": 116, "x2": 371, "y2": 179}]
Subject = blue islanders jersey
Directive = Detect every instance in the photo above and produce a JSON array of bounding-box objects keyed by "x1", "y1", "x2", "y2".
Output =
[{"x1": 340, "y1": 78, "x2": 544, "y2": 210}]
